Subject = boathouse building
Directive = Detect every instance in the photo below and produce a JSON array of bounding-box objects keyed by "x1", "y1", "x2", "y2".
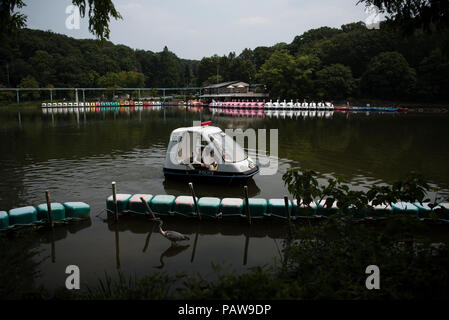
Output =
[{"x1": 200, "y1": 81, "x2": 268, "y2": 100}]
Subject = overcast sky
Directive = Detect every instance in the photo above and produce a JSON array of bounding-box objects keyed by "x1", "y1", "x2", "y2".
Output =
[{"x1": 22, "y1": 0, "x2": 375, "y2": 60}]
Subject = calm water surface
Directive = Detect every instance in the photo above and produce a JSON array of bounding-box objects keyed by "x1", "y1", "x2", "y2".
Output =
[{"x1": 0, "y1": 105, "x2": 448, "y2": 292}]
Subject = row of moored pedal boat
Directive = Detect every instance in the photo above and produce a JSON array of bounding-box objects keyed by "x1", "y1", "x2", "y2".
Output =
[{"x1": 209, "y1": 100, "x2": 335, "y2": 110}]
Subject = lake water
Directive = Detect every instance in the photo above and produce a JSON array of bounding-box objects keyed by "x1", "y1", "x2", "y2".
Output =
[{"x1": 1, "y1": 105, "x2": 448, "y2": 293}]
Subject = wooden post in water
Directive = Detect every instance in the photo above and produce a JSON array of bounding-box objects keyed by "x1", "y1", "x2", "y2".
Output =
[
  {"x1": 115, "y1": 224, "x2": 120, "y2": 269},
  {"x1": 284, "y1": 196, "x2": 291, "y2": 222},
  {"x1": 189, "y1": 182, "x2": 201, "y2": 221},
  {"x1": 244, "y1": 186, "x2": 251, "y2": 225},
  {"x1": 112, "y1": 182, "x2": 118, "y2": 222},
  {"x1": 45, "y1": 190, "x2": 54, "y2": 229},
  {"x1": 190, "y1": 230, "x2": 199, "y2": 263},
  {"x1": 140, "y1": 197, "x2": 156, "y2": 220},
  {"x1": 50, "y1": 231, "x2": 56, "y2": 263},
  {"x1": 243, "y1": 233, "x2": 249, "y2": 266},
  {"x1": 143, "y1": 225, "x2": 154, "y2": 253}
]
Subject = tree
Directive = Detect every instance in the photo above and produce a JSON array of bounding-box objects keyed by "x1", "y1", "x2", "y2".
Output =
[
  {"x1": 18, "y1": 75, "x2": 39, "y2": 99},
  {"x1": 120, "y1": 71, "x2": 145, "y2": 88},
  {"x1": 415, "y1": 48, "x2": 449, "y2": 100},
  {"x1": 202, "y1": 75, "x2": 223, "y2": 87},
  {"x1": 0, "y1": 84, "x2": 15, "y2": 101},
  {"x1": 88, "y1": 71, "x2": 100, "y2": 87},
  {"x1": 197, "y1": 55, "x2": 221, "y2": 86},
  {"x1": 361, "y1": 51, "x2": 416, "y2": 99},
  {"x1": 290, "y1": 27, "x2": 342, "y2": 54},
  {"x1": 29, "y1": 50, "x2": 54, "y2": 86},
  {"x1": 1, "y1": 28, "x2": 197, "y2": 89},
  {"x1": 357, "y1": 0, "x2": 449, "y2": 33},
  {"x1": 310, "y1": 23, "x2": 396, "y2": 78},
  {"x1": 0, "y1": 0, "x2": 27, "y2": 35},
  {"x1": 154, "y1": 46, "x2": 184, "y2": 87},
  {"x1": 97, "y1": 71, "x2": 145, "y2": 89},
  {"x1": 256, "y1": 49, "x2": 297, "y2": 99},
  {"x1": 316, "y1": 64, "x2": 355, "y2": 100},
  {"x1": 97, "y1": 72, "x2": 120, "y2": 88},
  {"x1": 341, "y1": 21, "x2": 368, "y2": 32},
  {"x1": 252, "y1": 46, "x2": 276, "y2": 70},
  {"x1": 0, "y1": 0, "x2": 122, "y2": 39},
  {"x1": 228, "y1": 56, "x2": 255, "y2": 83},
  {"x1": 294, "y1": 54, "x2": 321, "y2": 98}
]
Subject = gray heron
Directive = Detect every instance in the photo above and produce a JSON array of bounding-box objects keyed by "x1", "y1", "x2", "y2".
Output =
[{"x1": 157, "y1": 219, "x2": 190, "y2": 244}]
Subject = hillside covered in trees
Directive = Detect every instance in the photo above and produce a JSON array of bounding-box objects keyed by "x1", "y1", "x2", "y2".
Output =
[{"x1": 0, "y1": 20, "x2": 448, "y2": 103}]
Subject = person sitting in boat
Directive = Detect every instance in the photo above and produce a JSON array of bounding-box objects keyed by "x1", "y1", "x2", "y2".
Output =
[
  {"x1": 200, "y1": 147, "x2": 218, "y2": 171},
  {"x1": 178, "y1": 147, "x2": 217, "y2": 171}
]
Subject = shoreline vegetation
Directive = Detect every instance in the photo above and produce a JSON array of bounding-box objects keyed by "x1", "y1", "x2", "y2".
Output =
[
  {"x1": 1, "y1": 19, "x2": 448, "y2": 106},
  {"x1": 1, "y1": 170, "x2": 448, "y2": 300}
]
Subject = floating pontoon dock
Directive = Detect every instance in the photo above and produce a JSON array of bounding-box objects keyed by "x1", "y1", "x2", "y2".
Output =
[
  {"x1": 0, "y1": 202, "x2": 91, "y2": 231},
  {"x1": 105, "y1": 190, "x2": 449, "y2": 223}
]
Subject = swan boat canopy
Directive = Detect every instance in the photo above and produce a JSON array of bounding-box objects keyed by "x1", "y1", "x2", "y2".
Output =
[{"x1": 163, "y1": 122, "x2": 259, "y2": 182}]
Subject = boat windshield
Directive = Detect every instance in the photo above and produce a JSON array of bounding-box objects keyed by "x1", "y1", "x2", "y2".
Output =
[{"x1": 209, "y1": 132, "x2": 247, "y2": 163}]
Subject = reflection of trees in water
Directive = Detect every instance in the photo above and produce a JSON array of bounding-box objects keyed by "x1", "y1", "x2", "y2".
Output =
[
  {"x1": 0, "y1": 219, "x2": 92, "y2": 299},
  {"x1": 0, "y1": 113, "x2": 28, "y2": 210},
  {"x1": 0, "y1": 232, "x2": 44, "y2": 299}
]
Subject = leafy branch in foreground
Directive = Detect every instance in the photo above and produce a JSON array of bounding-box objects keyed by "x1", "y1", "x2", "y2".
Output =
[
  {"x1": 366, "y1": 171, "x2": 434, "y2": 206},
  {"x1": 72, "y1": 0, "x2": 122, "y2": 40},
  {"x1": 357, "y1": 0, "x2": 449, "y2": 33},
  {"x1": 0, "y1": 0, "x2": 122, "y2": 40},
  {"x1": 283, "y1": 168, "x2": 444, "y2": 212},
  {"x1": 0, "y1": 0, "x2": 27, "y2": 34}
]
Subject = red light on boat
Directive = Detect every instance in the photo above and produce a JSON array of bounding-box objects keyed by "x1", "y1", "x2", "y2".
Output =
[{"x1": 201, "y1": 121, "x2": 212, "y2": 126}]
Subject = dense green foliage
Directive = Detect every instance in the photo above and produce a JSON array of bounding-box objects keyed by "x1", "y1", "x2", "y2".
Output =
[
  {"x1": 0, "y1": 29, "x2": 199, "y2": 95},
  {"x1": 1, "y1": 5, "x2": 448, "y2": 102},
  {"x1": 97, "y1": 71, "x2": 145, "y2": 88},
  {"x1": 361, "y1": 51, "x2": 417, "y2": 99}
]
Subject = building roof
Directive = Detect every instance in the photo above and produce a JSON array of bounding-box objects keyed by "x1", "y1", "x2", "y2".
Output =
[
  {"x1": 202, "y1": 81, "x2": 242, "y2": 89},
  {"x1": 199, "y1": 92, "x2": 268, "y2": 98}
]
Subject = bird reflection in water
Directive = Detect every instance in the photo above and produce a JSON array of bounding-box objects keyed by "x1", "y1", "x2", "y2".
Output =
[{"x1": 155, "y1": 244, "x2": 190, "y2": 269}]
